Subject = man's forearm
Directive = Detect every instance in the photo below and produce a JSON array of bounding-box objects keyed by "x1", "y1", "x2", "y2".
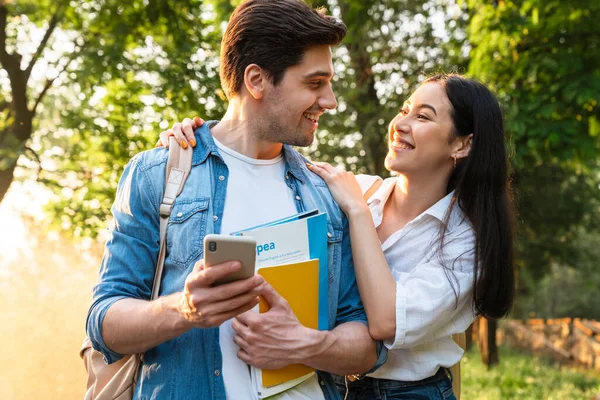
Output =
[
  {"x1": 102, "y1": 293, "x2": 192, "y2": 355},
  {"x1": 300, "y1": 321, "x2": 377, "y2": 376}
]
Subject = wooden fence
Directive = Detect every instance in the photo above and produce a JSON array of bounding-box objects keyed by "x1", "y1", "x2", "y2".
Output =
[{"x1": 498, "y1": 318, "x2": 600, "y2": 370}]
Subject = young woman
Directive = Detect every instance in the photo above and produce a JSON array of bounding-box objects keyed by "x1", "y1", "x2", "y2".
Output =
[
  {"x1": 306, "y1": 73, "x2": 515, "y2": 399},
  {"x1": 157, "y1": 74, "x2": 515, "y2": 399}
]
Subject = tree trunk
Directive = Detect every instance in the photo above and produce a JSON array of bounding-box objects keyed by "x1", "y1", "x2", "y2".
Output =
[
  {"x1": 465, "y1": 323, "x2": 474, "y2": 351},
  {"x1": 0, "y1": 159, "x2": 17, "y2": 203},
  {"x1": 477, "y1": 317, "x2": 499, "y2": 368},
  {"x1": 0, "y1": 4, "x2": 49, "y2": 205},
  {"x1": 0, "y1": 122, "x2": 34, "y2": 204}
]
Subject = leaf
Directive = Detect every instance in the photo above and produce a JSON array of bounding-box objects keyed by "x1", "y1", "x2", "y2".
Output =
[
  {"x1": 532, "y1": 7, "x2": 539, "y2": 25},
  {"x1": 590, "y1": 117, "x2": 600, "y2": 138}
]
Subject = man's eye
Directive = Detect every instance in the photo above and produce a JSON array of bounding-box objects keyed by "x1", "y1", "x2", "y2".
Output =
[{"x1": 310, "y1": 81, "x2": 322, "y2": 87}]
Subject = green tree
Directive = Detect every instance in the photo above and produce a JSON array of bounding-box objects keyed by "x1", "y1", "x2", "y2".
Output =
[
  {"x1": 0, "y1": 0, "x2": 225, "y2": 235},
  {"x1": 467, "y1": 0, "x2": 600, "y2": 291},
  {"x1": 1, "y1": 0, "x2": 467, "y2": 236},
  {"x1": 309, "y1": 0, "x2": 468, "y2": 177},
  {"x1": 465, "y1": 0, "x2": 600, "y2": 366}
]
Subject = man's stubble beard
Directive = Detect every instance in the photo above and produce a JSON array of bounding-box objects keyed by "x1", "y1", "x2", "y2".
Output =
[
  {"x1": 254, "y1": 90, "x2": 315, "y2": 147},
  {"x1": 256, "y1": 120, "x2": 314, "y2": 147}
]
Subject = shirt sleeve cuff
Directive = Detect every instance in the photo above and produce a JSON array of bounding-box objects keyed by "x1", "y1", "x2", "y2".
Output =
[
  {"x1": 384, "y1": 280, "x2": 407, "y2": 350},
  {"x1": 364, "y1": 339, "x2": 389, "y2": 375},
  {"x1": 334, "y1": 309, "x2": 368, "y2": 328},
  {"x1": 86, "y1": 295, "x2": 130, "y2": 364}
]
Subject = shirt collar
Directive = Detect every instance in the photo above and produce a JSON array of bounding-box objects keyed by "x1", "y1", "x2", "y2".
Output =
[
  {"x1": 193, "y1": 121, "x2": 307, "y2": 184},
  {"x1": 192, "y1": 120, "x2": 222, "y2": 165},
  {"x1": 424, "y1": 191, "x2": 456, "y2": 223},
  {"x1": 282, "y1": 144, "x2": 307, "y2": 184},
  {"x1": 367, "y1": 177, "x2": 395, "y2": 206},
  {"x1": 368, "y1": 178, "x2": 464, "y2": 227}
]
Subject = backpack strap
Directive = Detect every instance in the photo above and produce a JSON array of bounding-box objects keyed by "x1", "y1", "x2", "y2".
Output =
[
  {"x1": 151, "y1": 137, "x2": 193, "y2": 300},
  {"x1": 362, "y1": 179, "x2": 383, "y2": 203}
]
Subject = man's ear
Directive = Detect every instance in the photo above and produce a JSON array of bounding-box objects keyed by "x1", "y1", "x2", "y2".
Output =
[
  {"x1": 244, "y1": 64, "x2": 265, "y2": 100},
  {"x1": 453, "y1": 134, "x2": 473, "y2": 160}
]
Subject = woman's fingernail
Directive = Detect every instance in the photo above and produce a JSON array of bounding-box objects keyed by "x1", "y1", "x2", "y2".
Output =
[
  {"x1": 181, "y1": 140, "x2": 188, "y2": 149},
  {"x1": 306, "y1": 163, "x2": 312, "y2": 168},
  {"x1": 190, "y1": 139, "x2": 196, "y2": 148}
]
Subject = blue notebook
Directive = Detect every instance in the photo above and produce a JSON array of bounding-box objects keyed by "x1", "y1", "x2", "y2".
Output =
[{"x1": 231, "y1": 210, "x2": 329, "y2": 330}]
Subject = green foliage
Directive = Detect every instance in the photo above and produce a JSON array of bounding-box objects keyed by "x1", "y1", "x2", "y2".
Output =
[
  {"x1": 462, "y1": 346, "x2": 600, "y2": 399},
  {"x1": 1, "y1": 0, "x2": 226, "y2": 236},
  {"x1": 6, "y1": 0, "x2": 600, "y2": 314},
  {"x1": 512, "y1": 165, "x2": 600, "y2": 281},
  {"x1": 518, "y1": 264, "x2": 600, "y2": 320},
  {"x1": 465, "y1": 0, "x2": 600, "y2": 295},
  {"x1": 306, "y1": 0, "x2": 468, "y2": 177},
  {"x1": 467, "y1": 0, "x2": 600, "y2": 168},
  {"x1": 516, "y1": 231, "x2": 600, "y2": 320},
  {"x1": 3, "y1": 0, "x2": 468, "y2": 237}
]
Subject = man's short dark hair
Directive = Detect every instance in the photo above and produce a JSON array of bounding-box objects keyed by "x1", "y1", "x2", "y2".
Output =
[{"x1": 220, "y1": 0, "x2": 347, "y2": 99}]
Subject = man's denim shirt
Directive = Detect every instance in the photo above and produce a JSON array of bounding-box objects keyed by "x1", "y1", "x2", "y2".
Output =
[{"x1": 87, "y1": 122, "x2": 386, "y2": 399}]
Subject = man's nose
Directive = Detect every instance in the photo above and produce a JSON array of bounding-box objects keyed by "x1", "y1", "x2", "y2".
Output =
[{"x1": 319, "y1": 83, "x2": 337, "y2": 111}]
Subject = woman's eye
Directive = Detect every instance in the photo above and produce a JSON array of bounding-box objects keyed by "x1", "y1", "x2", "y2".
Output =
[
  {"x1": 399, "y1": 108, "x2": 409, "y2": 116},
  {"x1": 417, "y1": 113, "x2": 430, "y2": 120}
]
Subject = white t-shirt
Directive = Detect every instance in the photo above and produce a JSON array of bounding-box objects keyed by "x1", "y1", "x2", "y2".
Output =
[
  {"x1": 214, "y1": 136, "x2": 325, "y2": 400},
  {"x1": 355, "y1": 174, "x2": 477, "y2": 381}
]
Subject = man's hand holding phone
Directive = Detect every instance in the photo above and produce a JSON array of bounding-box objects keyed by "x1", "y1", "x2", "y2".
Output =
[{"x1": 180, "y1": 258, "x2": 264, "y2": 329}]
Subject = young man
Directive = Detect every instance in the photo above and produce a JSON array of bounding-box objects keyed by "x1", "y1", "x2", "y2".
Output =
[{"x1": 86, "y1": 1, "x2": 384, "y2": 399}]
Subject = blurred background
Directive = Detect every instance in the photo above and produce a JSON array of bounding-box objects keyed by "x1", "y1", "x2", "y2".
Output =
[{"x1": 0, "y1": 0, "x2": 599, "y2": 398}]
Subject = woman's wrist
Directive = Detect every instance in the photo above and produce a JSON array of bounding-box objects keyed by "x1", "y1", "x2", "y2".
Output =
[{"x1": 345, "y1": 203, "x2": 371, "y2": 219}]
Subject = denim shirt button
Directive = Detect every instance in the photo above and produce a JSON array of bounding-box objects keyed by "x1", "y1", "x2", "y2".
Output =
[
  {"x1": 177, "y1": 212, "x2": 183, "y2": 218},
  {"x1": 295, "y1": 195, "x2": 301, "y2": 201},
  {"x1": 327, "y1": 232, "x2": 332, "y2": 238},
  {"x1": 218, "y1": 175, "x2": 225, "y2": 181},
  {"x1": 214, "y1": 369, "x2": 220, "y2": 376},
  {"x1": 319, "y1": 380, "x2": 324, "y2": 386},
  {"x1": 213, "y1": 215, "x2": 219, "y2": 221}
]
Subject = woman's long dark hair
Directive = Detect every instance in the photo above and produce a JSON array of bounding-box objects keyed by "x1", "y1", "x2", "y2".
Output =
[{"x1": 425, "y1": 74, "x2": 515, "y2": 319}]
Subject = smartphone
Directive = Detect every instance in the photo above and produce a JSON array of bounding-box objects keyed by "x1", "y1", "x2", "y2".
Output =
[{"x1": 203, "y1": 234, "x2": 257, "y2": 286}]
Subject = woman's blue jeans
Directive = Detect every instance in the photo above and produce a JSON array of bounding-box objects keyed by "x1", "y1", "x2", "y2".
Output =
[{"x1": 333, "y1": 367, "x2": 456, "y2": 400}]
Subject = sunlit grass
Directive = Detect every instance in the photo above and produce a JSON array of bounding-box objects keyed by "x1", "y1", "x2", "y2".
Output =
[{"x1": 462, "y1": 346, "x2": 600, "y2": 400}]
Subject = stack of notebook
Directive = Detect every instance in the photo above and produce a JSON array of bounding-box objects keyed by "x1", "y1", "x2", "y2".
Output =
[{"x1": 232, "y1": 210, "x2": 329, "y2": 399}]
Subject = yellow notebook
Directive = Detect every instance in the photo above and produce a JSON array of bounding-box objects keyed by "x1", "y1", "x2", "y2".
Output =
[{"x1": 257, "y1": 259, "x2": 319, "y2": 388}]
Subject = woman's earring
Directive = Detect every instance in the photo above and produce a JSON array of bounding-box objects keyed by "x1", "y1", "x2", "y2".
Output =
[{"x1": 453, "y1": 154, "x2": 457, "y2": 168}]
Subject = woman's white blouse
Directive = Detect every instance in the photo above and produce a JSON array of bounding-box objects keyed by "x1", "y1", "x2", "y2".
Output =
[{"x1": 355, "y1": 175, "x2": 477, "y2": 381}]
